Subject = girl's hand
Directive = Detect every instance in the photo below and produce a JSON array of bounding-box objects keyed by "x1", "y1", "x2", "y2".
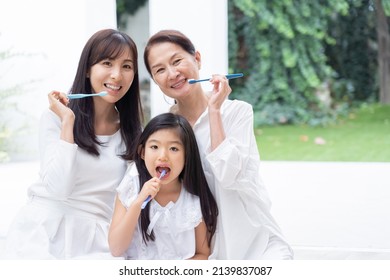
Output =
[
  {"x1": 208, "y1": 74, "x2": 232, "y2": 111},
  {"x1": 48, "y1": 90, "x2": 74, "y2": 122},
  {"x1": 137, "y1": 177, "x2": 162, "y2": 203}
]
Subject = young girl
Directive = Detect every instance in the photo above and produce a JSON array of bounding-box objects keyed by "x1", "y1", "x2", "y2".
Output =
[
  {"x1": 143, "y1": 30, "x2": 293, "y2": 259},
  {"x1": 108, "y1": 113, "x2": 218, "y2": 260},
  {"x1": 2, "y1": 29, "x2": 143, "y2": 259}
]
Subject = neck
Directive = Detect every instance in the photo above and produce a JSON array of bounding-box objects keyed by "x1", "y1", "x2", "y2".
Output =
[
  {"x1": 93, "y1": 101, "x2": 119, "y2": 135},
  {"x1": 173, "y1": 88, "x2": 209, "y2": 126},
  {"x1": 154, "y1": 179, "x2": 182, "y2": 206}
]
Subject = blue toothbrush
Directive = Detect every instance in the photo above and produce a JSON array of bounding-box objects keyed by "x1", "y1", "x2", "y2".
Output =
[
  {"x1": 188, "y1": 73, "x2": 244, "y2": 84},
  {"x1": 141, "y1": 170, "x2": 166, "y2": 209},
  {"x1": 67, "y1": 91, "x2": 108, "y2": 99}
]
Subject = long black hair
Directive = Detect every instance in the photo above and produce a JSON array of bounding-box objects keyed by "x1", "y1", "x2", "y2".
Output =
[
  {"x1": 132, "y1": 113, "x2": 218, "y2": 247},
  {"x1": 68, "y1": 29, "x2": 143, "y2": 157}
]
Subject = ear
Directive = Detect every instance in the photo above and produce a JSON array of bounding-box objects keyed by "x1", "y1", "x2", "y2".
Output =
[
  {"x1": 138, "y1": 145, "x2": 145, "y2": 159},
  {"x1": 195, "y1": 51, "x2": 201, "y2": 70}
]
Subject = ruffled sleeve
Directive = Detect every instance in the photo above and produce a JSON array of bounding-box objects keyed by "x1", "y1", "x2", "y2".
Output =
[
  {"x1": 176, "y1": 191, "x2": 202, "y2": 232},
  {"x1": 116, "y1": 162, "x2": 140, "y2": 209}
]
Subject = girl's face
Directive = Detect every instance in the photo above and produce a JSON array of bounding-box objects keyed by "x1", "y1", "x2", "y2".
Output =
[
  {"x1": 142, "y1": 128, "x2": 185, "y2": 184},
  {"x1": 89, "y1": 48, "x2": 135, "y2": 104},
  {"x1": 147, "y1": 42, "x2": 201, "y2": 99}
]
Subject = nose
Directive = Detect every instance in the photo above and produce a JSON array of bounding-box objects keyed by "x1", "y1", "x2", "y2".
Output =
[
  {"x1": 167, "y1": 65, "x2": 178, "y2": 79},
  {"x1": 110, "y1": 66, "x2": 122, "y2": 80},
  {"x1": 158, "y1": 148, "x2": 168, "y2": 161}
]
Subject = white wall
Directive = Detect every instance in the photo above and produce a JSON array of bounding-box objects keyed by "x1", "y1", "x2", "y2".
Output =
[
  {"x1": 124, "y1": 3, "x2": 150, "y2": 84},
  {"x1": 148, "y1": 0, "x2": 228, "y2": 117},
  {"x1": 0, "y1": 0, "x2": 117, "y2": 161}
]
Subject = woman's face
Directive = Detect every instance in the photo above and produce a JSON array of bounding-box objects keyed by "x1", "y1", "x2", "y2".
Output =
[
  {"x1": 142, "y1": 128, "x2": 185, "y2": 185},
  {"x1": 89, "y1": 48, "x2": 135, "y2": 104},
  {"x1": 147, "y1": 42, "x2": 201, "y2": 99}
]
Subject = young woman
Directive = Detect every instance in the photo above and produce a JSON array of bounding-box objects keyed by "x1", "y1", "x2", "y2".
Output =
[
  {"x1": 108, "y1": 113, "x2": 218, "y2": 260},
  {"x1": 143, "y1": 29, "x2": 293, "y2": 260},
  {"x1": 2, "y1": 29, "x2": 143, "y2": 259}
]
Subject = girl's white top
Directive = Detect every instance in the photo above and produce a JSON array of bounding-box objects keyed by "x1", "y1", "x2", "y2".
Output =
[
  {"x1": 191, "y1": 99, "x2": 293, "y2": 260},
  {"x1": 2, "y1": 109, "x2": 127, "y2": 259},
  {"x1": 117, "y1": 162, "x2": 202, "y2": 260}
]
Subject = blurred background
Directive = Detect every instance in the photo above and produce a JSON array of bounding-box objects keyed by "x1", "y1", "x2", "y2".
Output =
[{"x1": 1, "y1": 0, "x2": 389, "y2": 259}]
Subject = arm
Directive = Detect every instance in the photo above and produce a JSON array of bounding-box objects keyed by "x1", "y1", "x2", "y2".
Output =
[
  {"x1": 108, "y1": 195, "x2": 142, "y2": 257},
  {"x1": 38, "y1": 91, "x2": 78, "y2": 197},
  {"x1": 108, "y1": 176, "x2": 162, "y2": 257},
  {"x1": 206, "y1": 101, "x2": 274, "y2": 221},
  {"x1": 187, "y1": 221, "x2": 210, "y2": 260},
  {"x1": 208, "y1": 75, "x2": 231, "y2": 151}
]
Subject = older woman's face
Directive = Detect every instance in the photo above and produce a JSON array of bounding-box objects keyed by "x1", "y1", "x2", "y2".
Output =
[{"x1": 147, "y1": 42, "x2": 201, "y2": 99}]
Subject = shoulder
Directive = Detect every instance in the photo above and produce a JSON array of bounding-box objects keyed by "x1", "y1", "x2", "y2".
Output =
[
  {"x1": 169, "y1": 104, "x2": 179, "y2": 114},
  {"x1": 40, "y1": 108, "x2": 60, "y2": 123},
  {"x1": 174, "y1": 190, "x2": 202, "y2": 231},
  {"x1": 223, "y1": 99, "x2": 253, "y2": 112},
  {"x1": 181, "y1": 189, "x2": 201, "y2": 205},
  {"x1": 179, "y1": 189, "x2": 202, "y2": 219},
  {"x1": 221, "y1": 99, "x2": 253, "y2": 123},
  {"x1": 38, "y1": 109, "x2": 62, "y2": 133}
]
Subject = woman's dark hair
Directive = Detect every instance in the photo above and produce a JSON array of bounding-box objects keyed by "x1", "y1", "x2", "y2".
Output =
[
  {"x1": 143, "y1": 29, "x2": 196, "y2": 77},
  {"x1": 133, "y1": 112, "x2": 218, "y2": 247},
  {"x1": 68, "y1": 29, "x2": 143, "y2": 157}
]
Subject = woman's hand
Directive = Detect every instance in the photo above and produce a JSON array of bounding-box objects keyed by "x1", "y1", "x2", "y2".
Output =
[
  {"x1": 48, "y1": 90, "x2": 75, "y2": 143},
  {"x1": 208, "y1": 74, "x2": 232, "y2": 111},
  {"x1": 48, "y1": 90, "x2": 74, "y2": 122}
]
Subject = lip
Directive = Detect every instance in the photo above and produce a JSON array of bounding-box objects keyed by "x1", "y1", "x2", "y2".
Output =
[
  {"x1": 171, "y1": 79, "x2": 186, "y2": 89},
  {"x1": 104, "y1": 83, "x2": 122, "y2": 93}
]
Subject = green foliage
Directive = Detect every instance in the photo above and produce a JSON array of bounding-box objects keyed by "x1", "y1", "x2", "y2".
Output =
[
  {"x1": 325, "y1": 0, "x2": 378, "y2": 103},
  {"x1": 116, "y1": 0, "x2": 148, "y2": 28},
  {"x1": 228, "y1": 0, "x2": 351, "y2": 126},
  {"x1": 383, "y1": 0, "x2": 390, "y2": 14}
]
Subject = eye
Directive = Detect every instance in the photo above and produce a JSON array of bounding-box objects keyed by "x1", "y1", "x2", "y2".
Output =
[
  {"x1": 101, "y1": 60, "x2": 112, "y2": 66},
  {"x1": 155, "y1": 67, "x2": 165, "y2": 75},
  {"x1": 150, "y1": 145, "x2": 158, "y2": 150},
  {"x1": 173, "y1": 59, "x2": 181, "y2": 66},
  {"x1": 123, "y1": 63, "x2": 133, "y2": 70},
  {"x1": 170, "y1": 146, "x2": 179, "y2": 152}
]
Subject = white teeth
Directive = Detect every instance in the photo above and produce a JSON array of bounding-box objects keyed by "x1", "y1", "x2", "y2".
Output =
[
  {"x1": 172, "y1": 80, "x2": 185, "y2": 88},
  {"x1": 106, "y1": 84, "x2": 120, "y2": 90}
]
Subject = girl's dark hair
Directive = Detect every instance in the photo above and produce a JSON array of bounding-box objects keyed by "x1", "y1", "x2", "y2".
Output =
[
  {"x1": 143, "y1": 29, "x2": 196, "y2": 77},
  {"x1": 69, "y1": 29, "x2": 143, "y2": 157},
  {"x1": 133, "y1": 113, "x2": 218, "y2": 247}
]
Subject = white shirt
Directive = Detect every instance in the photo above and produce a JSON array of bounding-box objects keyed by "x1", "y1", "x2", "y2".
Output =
[
  {"x1": 3, "y1": 109, "x2": 127, "y2": 259},
  {"x1": 191, "y1": 99, "x2": 293, "y2": 259},
  {"x1": 117, "y1": 162, "x2": 203, "y2": 260}
]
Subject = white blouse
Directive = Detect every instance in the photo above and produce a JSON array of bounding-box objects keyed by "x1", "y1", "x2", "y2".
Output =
[
  {"x1": 117, "y1": 162, "x2": 203, "y2": 260},
  {"x1": 191, "y1": 99, "x2": 293, "y2": 260},
  {"x1": 2, "y1": 109, "x2": 127, "y2": 259}
]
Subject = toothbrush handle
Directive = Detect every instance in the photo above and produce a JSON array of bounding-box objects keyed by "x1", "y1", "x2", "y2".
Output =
[
  {"x1": 67, "y1": 94, "x2": 88, "y2": 99},
  {"x1": 141, "y1": 196, "x2": 152, "y2": 209},
  {"x1": 226, "y1": 73, "x2": 244, "y2": 79}
]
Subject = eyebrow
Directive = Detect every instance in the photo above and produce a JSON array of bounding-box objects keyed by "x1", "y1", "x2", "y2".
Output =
[{"x1": 147, "y1": 139, "x2": 183, "y2": 146}]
